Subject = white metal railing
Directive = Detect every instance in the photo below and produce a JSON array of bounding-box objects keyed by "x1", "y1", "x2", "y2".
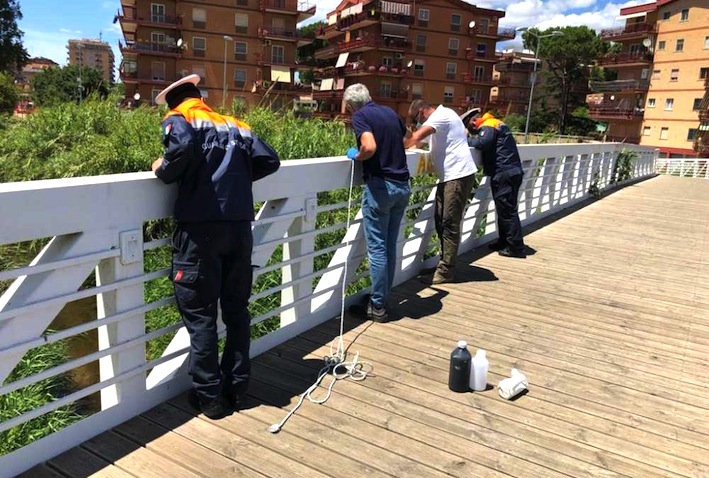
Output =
[
  {"x1": 656, "y1": 158, "x2": 709, "y2": 179},
  {"x1": 0, "y1": 143, "x2": 657, "y2": 476}
]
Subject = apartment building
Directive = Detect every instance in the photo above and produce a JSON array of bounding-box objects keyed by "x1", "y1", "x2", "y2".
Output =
[
  {"x1": 489, "y1": 50, "x2": 537, "y2": 116},
  {"x1": 589, "y1": 0, "x2": 708, "y2": 157},
  {"x1": 15, "y1": 57, "x2": 59, "y2": 93},
  {"x1": 68, "y1": 39, "x2": 116, "y2": 83},
  {"x1": 311, "y1": 0, "x2": 512, "y2": 120},
  {"x1": 116, "y1": 0, "x2": 315, "y2": 107}
]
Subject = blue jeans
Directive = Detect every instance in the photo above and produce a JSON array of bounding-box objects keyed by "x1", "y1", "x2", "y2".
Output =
[{"x1": 361, "y1": 176, "x2": 411, "y2": 309}]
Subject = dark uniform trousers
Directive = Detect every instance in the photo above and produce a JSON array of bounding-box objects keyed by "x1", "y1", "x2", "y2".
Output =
[
  {"x1": 171, "y1": 221, "x2": 253, "y2": 402},
  {"x1": 434, "y1": 173, "x2": 476, "y2": 277},
  {"x1": 491, "y1": 168, "x2": 525, "y2": 252}
]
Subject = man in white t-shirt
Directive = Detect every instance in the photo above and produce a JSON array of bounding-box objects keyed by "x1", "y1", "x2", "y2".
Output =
[{"x1": 404, "y1": 99, "x2": 478, "y2": 284}]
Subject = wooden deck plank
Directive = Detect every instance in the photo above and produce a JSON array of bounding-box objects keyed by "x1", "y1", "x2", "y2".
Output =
[
  {"x1": 25, "y1": 175, "x2": 708, "y2": 478},
  {"x1": 48, "y1": 447, "x2": 135, "y2": 478},
  {"x1": 264, "y1": 334, "x2": 700, "y2": 478}
]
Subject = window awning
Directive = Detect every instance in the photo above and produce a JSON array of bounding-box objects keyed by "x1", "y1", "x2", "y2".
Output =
[
  {"x1": 381, "y1": 23, "x2": 409, "y2": 38},
  {"x1": 616, "y1": 12, "x2": 646, "y2": 20},
  {"x1": 271, "y1": 65, "x2": 291, "y2": 83},
  {"x1": 335, "y1": 52, "x2": 349, "y2": 68},
  {"x1": 320, "y1": 78, "x2": 334, "y2": 91}
]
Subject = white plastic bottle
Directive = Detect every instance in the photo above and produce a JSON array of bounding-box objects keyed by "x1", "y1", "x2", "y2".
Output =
[{"x1": 470, "y1": 349, "x2": 489, "y2": 392}]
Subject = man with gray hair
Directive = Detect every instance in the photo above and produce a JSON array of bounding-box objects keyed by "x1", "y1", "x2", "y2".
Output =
[
  {"x1": 404, "y1": 99, "x2": 477, "y2": 284},
  {"x1": 343, "y1": 83, "x2": 411, "y2": 322}
]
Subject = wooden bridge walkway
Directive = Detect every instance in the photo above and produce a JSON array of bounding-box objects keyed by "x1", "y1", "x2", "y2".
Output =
[{"x1": 22, "y1": 175, "x2": 709, "y2": 478}]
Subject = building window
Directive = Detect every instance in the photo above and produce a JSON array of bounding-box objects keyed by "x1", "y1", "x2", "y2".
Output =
[
  {"x1": 445, "y1": 62, "x2": 457, "y2": 79},
  {"x1": 474, "y1": 65, "x2": 485, "y2": 81},
  {"x1": 379, "y1": 81, "x2": 392, "y2": 98},
  {"x1": 680, "y1": 8, "x2": 689, "y2": 21},
  {"x1": 705, "y1": 36, "x2": 709, "y2": 49},
  {"x1": 700, "y1": 67, "x2": 709, "y2": 79},
  {"x1": 192, "y1": 65, "x2": 206, "y2": 79},
  {"x1": 450, "y1": 14, "x2": 462, "y2": 32},
  {"x1": 469, "y1": 89, "x2": 481, "y2": 104},
  {"x1": 448, "y1": 38, "x2": 459, "y2": 55},
  {"x1": 412, "y1": 83, "x2": 423, "y2": 100},
  {"x1": 476, "y1": 43, "x2": 487, "y2": 58},
  {"x1": 151, "y1": 61, "x2": 165, "y2": 80},
  {"x1": 647, "y1": 98, "x2": 656, "y2": 108},
  {"x1": 271, "y1": 45, "x2": 285, "y2": 63},
  {"x1": 658, "y1": 40, "x2": 666, "y2": 50},
  {"x1": 693, "y1": 98, "x2": 702, "y2": 110},
  {"x1": 676, "y1": 39, "x2": 684, "y2": 52},
  {"x1": 236, "y1": 0, "x2": 249, "y2": 5},
  {"x1": 414, "y1": 59, "x2": 425, "y2": 77},
  {"x1": 443, "y1": 86, "x2": 454, "y2": 103},
  {"x1": 652, "y1": 69, "x2": 661, "y2": 79},
  {"x1": 662, "y1": 11, "x2": 670, "y2": 20},
  {"x1": 416, "y1": 34, "x2": 426, "y2": 52},
  {"x1": 382, "y1": 56, "x2": 393, "y2": 67},
  {"x1": 192, "y1": 8, "x2": 206, "y2": 29},
  {"x1": 670, "y1": 69, "x2": 679, "y2": 81},
  {"x1": 418, "y1": 8, "x2": 429, "y2": 27},
  {"x1": 665, "y1": 98, "x2": 674, "y2": 111},
  {"x1": 151, "y1": 3, "x2": 165, "y2": 23},
  {"x1": 687, "y1": 128, "x2": 697, "y2": 141},
  {"x1": 642, "y1": 126, "x2": 651, "y2": 136},
  {"x1": 235, "y1": 13, "x2": 248, "y2": 34},
  {"x1": 151, "y1": 32, "x2": 166, "y2": 44},
  {"x1": 660, "y1": 127, "x2": 669, "y2": 140},
  {"x1": 234, "y1": 41, "x2": 247, "y2": 61},
  {"x1": 234, "y1": 69, "x2": 246, "y2": 88},
  {"x1": 151, "y1": 88, "x2": 161, "y2": 104},
  {"x1": 192, "y1": 36, "x2": 206, "y2": 57},
  {"x1": 478, "y1": 18, "x2": 489, "y2": 34}
]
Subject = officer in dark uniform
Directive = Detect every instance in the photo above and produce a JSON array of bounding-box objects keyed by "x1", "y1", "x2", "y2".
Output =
[
  {"x1": 461, "y1": 109, "x2": 526, "y2": 258},
  {"x1": 151, "y1": 75, "x2": 280, "y2": 418}
]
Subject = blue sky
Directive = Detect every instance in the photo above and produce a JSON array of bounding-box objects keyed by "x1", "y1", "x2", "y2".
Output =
[{"x1": 18, "y1": 0, "x2": 642, "y2": 70}]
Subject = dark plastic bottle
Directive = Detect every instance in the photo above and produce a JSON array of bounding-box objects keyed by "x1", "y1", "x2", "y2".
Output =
[{"x1": 448, "y1": 340, "x2": 472, "y2": 392}]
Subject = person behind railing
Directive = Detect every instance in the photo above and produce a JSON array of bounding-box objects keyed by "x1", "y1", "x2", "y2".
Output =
[
  {"x1": 343, "y1": 83, "x2": 411, "y2": 322},
  {"x1": 461, "y1": 108, "x2": 526, "y2": 258},
  {"x1": 404, "y1": 99, "x2": 478, "y2": 284},
  {"x1": 150, "y1": 75, "x2": 281, "y2": 419}
]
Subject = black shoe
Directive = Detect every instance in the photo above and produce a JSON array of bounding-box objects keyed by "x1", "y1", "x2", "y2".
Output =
[
  {"x1": 188, "y1": 389, "x2": 228, "y2": 419},
  {"x1": 221, "y1": 381, "x2": 248, "y2": 411},
  {"x1": 498, "y1": 247, "x2": 526, "y2": 258},
  {"x1": 488, "y1": 240, "x2": 506, "y2": 251},
  {"x1": 348, "y1": 301, "x2": 389, "y2": 322}
]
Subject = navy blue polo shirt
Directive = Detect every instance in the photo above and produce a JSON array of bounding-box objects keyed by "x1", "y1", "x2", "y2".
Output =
[{"x1": 351, "y1": 102, "x2": 410, "y2": 182}]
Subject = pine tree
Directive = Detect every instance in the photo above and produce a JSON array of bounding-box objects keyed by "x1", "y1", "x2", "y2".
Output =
[{"x1": 0, "y1": 0, "x2": 28, "y2": 73}]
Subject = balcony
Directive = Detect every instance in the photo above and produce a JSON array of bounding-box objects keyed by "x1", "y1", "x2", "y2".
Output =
[
  {"x1": 494, "y1": 77, "x2": 533, "y2": 88},
  {"x1": 492, "y1": 93, "x2": 530, "y2": 104},
  {"x1": 258, "y1": 26, "x2": 315, "y2": 46},
  {"x1": 115, "y1": 7, "x2": 181, "y2": 32},
  {"x1": 590, "y1": 79, "x2": 650, "y2": 93},
  {"x1": 698, "y1": 110, "x2": 709, "y2": 122},
  {"x1": 297, "y1": 1, "x2": 316, "y2": 22},
  {"x1": 495, "y1": 61, "x2": 537, "y2": 73},
  {"x1": 260, "y1": 0, "x2": 301, "y2": 14},
  {"x1": 588, "y1": 106, "x2": 645, "y2": 120},
  {"x1": 337, "y1": 9, "x2": 381, "y2": 31},
  {"x1": 119, "y1": 41, "x2": 181, "y2": 58},
  {"x1": 345, "y1": 63, "x2": 410, "y2": 77},
  {"x1": 466, "y1": 50, "x2": 499, "y2": 62},
  {"x1": 119, "y1": 71, "x2": 178, "y2": 85},
  {"x1": 599, "y1": 22, "x2": 656, "y2": 41},
  {"x1": 463, "y1": 74, "x2": 494, "y2": 86},
  {"x1": 314, "y1": 44, "x2": 339, "y2": 60},
  {"x1": 315, "y1": 24, "x2": 340, "y2": 40},
  {"x1": 338, "y1": 36, "x2": 379, "y2": 53},
  {"x1": 471, "y1": 25, "x2": 516, "y2": 40},
  {"x1": 597, "y1": 51, "x2": 653, "y2": 67}
]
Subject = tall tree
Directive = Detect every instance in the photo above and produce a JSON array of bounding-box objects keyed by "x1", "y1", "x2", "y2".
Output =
[
  {"x1": 0, "y1": 0, "x2": 28, "y2": 72},
  {"x1": 0, "y1": 71, "x2": 18, "y2": 113},
  {"x1": 30, "y1": 65, "x2": 108, "y2": 106},
  {"x1": 522, "y1": 26, "x2": 606, "y2": 134}
]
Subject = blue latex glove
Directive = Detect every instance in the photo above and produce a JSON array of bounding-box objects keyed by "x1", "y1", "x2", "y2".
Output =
[{"x1": 346, "y1": 147, "x2": 358, "y2": 160}]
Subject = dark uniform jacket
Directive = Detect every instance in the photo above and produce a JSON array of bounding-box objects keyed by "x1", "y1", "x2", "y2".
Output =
[
  {"x1": 155, "y1": 98, "x2": 280, "y2": 222},
  {"x1": 467, "y1": 113, "x2": 523, "y2": 177}
]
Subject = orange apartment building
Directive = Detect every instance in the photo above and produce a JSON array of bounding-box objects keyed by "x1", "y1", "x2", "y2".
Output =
[
  {"x1": 489, "y1": 50, "x2": 537, "y2": 116},
  {"x1": 116, "y1": 0, "x2": 315, "y2": 107},
  {"x1": 589, "y1": 0, "x2": 708, "y2": 157},
  {"x1": 68, "y1": 39, "x2": 116, "y2": 83},
  {"x1": 310, "y1": 0, "x2": 513, "y2": 120},
  {"x1": 15, "y1": 57, "x2": 59, "y2": 93}
]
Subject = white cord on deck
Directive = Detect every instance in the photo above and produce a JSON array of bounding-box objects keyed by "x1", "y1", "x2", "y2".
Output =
[{"x1": 269, "y1": 158, "x2": 372, "y2": 434}]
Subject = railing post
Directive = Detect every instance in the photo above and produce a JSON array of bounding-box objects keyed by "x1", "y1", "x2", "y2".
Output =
[
  {"x1": 280, "y1": 194, "x2": 316, "y2": 327},
  {"x1": 96, "y1": 228, "x2": 147, "y2": 409}
]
